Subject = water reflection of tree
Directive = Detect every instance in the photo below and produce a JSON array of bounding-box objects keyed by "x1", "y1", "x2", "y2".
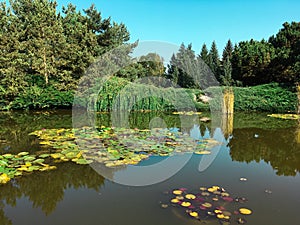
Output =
[
  {"x1": 228, "y1": 127, "x2": 300, "y2": 176},
  {"x1": 0, "y1": 163, "x2": 104, "y2": 222},
  {"x1": 0, "y1": 111, "x2": 73, "y2": 153}
]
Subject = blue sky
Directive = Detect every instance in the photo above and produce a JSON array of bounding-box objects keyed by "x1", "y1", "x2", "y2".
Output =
[{"x1": 41, "y1": 0, "x2": 300, "y2": 53}]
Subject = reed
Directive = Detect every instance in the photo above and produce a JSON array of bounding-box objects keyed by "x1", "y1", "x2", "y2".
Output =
[
  {"x1": 222, "y1": 87, "x2": 234, "y2": 114},
  {"x1": 221, "y1": 113, "x2": 234, "y2": 139}
]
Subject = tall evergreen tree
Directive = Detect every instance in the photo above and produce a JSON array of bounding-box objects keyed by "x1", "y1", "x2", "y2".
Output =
[
  {"x1": 0, "y1": 1, "x2": 27, "y2": 101},
  {"x1": 222, "y1": 39, "x2": 233, "y2": 61},
  {"x1": 208, "y1": 41, "x2": 221, "y2": 81},
  {"x1": 167, "y1": 43, "x2": 198, "y2": 88},
  {"x1": 268, "y1": 22, "x2": 300, "y2": 84},
  {"x1": 9, "y1": 0, "x2": 68, "y2": 86},
  {"x1": 199, "y1": 43, "x2": 209, "y2": 64}
]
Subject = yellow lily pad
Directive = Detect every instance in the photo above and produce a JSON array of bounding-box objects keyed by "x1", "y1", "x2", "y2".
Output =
[
  {"x1": 239, "y1": 208, "x2": 252, "y2": 215},
  {"x1": 201, "y1": 202, "x2": 212, "y2": 208},
  {"x1": 0, "y1": 173, "x2": 10, "y2": 184},
  {"x1": 194, "y1": 150, "x2": 211, "y2": 155},
  {"x1": 176, "y1": 196, "x2": 184, "y2": 200},
  {"x1": 185, "y1": 194, "x2": 196, "y2": 199},
  {"x1": 172, "y1": 190, "x2": 183, "y2": 195},
  {"x1": 181, "y1": 201, "x2": 191, "y2": 207},
  {"x1": 171, "y1": 198, "x2": 180, "y2": 203},
  {"x1": 189, "y1": 211, "x2": 198, "y2": 217}
]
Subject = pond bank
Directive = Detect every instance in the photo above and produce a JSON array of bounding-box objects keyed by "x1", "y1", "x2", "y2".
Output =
[{"x1": 0, "y1": 80, "x2": 298, "y2": 113}]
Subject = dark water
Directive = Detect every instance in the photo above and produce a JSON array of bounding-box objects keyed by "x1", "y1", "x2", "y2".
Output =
[{"x1": 0, "y1": 110, "x2": 300, "y2": 225}]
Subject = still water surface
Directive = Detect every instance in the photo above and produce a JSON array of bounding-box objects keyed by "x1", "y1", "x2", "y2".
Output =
[{"x1": 0, "y1": 110, "x2": 299, "y2": 225}]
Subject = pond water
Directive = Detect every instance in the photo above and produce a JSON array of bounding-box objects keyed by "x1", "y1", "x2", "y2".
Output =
[{"x1": 0, "y1": 110, "x2": 300, "y2": 225}]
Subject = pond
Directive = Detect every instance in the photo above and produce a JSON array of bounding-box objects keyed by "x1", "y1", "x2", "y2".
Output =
[{"x1": 0, "y1": 110, "x2": 300, "y2": 225}]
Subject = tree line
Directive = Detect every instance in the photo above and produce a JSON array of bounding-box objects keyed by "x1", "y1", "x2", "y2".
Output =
[
  {"x1": 0, "y1": 0, "x2": 130, "y2": 108},
  {"x1": 167, "y1": 22, "x2": 300, "y2": 88},
  {"x1": 0, "y1": 0, "x2": 299, "y2": 110}
]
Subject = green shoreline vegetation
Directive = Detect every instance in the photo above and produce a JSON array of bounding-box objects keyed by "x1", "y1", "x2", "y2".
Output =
[{"x1": 0, "y1": 0, "x2": 299, "y2": 112}]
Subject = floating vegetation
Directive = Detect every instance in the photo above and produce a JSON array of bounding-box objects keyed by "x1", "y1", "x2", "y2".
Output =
[
  {"x1": 30, "y1": 126, "x2": 221, "y2": 168},
  {"x1": 267, "y1": 114, "x2": 300, "y2": 120},
  {"x1": 1, "y1": 126, "x2": 220, "y2": 185},
  {"x1": 0, "y1": 151, "x2": 57, "y2": 184},
  {"x1": 165, "y1": 185, "x2": 253, "y2": 224},
  {"x1": 172, "y1": 111, "x2": 202, "y2": 115}
]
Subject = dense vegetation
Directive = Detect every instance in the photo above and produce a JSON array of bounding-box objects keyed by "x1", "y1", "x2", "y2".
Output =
[{"x1": 0, "y1": 0, "x2": 299, "y2": 111}]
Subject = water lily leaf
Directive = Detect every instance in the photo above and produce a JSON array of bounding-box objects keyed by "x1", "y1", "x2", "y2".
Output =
[
  {"x1": 33, "y1": 159, "x2": 45, "y2": 164},
  {"x1": 0, "y1": 160, "x2": 9, "y2": 167},
  {"x1": 171, "y1": 198, "x2": 180, "y2": 203},
  {"x1": 201, "y1": 202, "x2": 212, "y2": 208},
  {"x1": 0, "y1": 173, "x2": 10, "y2": 184},
  {"x1": 189, "y1": 211, "x2": 198, "y2": 217},
  {"x1": 217, "y1": 214, "x2": 225, "y2": 219},
  {"x1": 181, "y1": 202, "x2": 191, "y2": 207},
  {"x1": 72, "y1": 158, "x2": 92, "y2": 165},
  {"x1": 194, "y1": 150, "x2": 211, "y2": 155},
  {"x1": 23, "y1": 156, "x2": 36, "y2": 161},
  {"x1": 185, "y1": 194, "x2": 196, "y2": 200},
  {"x1": 50, "y1": 153, "x2": 64, "y2": 159},
  {"x1": 239, "y1": 208, "x2": 252, "y2": 215},
  {"x1": 173, "y1": 190, "x2": 183, "y2": 195},
  {"x1": 27, "y1": 166, "x2": 40, "y2": 172},
  {"x1": 39, "y1": 154, "x2": 50, "y2": 158},
  {"x1": 3, "y1": 154, "x2": 13, "y2": 159},
  {"x1": 17, "y1": 152, "x2": 29, "y2": 156}
]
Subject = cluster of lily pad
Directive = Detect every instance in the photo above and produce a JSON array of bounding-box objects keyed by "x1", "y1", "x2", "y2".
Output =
[
  {"x1": 30, "y1": 126, "x2": 220, "y2": 168},
  {"x1": 1, "y1": 126, "x2": 220, "y2": 185},
  {"x1": 268, "y1": 114, "x2": 300, "y2": 120},
  {"x1": 0, "y1": 152, "x2": 57, "y2": 184},
  {"x1": 166, "y1": 185, "x2": 253, "y2": 224}
]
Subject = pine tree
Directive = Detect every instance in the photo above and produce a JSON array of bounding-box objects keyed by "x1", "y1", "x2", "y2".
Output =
[
  {"x1": 222, "y1": 39, "x2": 233, "y2": 61},
  {"x1": 199, "y1": 43, "x2": 209, "y2": 64},
  {"x1": 0, "y1": 1, "x2": 27, "y2": 101},
  {"x1": 208, "y1": 41, "x2": 221, "y2": 81},
  {"x1": 10, "y1": 0, "x2": 68, "y2": 86}
]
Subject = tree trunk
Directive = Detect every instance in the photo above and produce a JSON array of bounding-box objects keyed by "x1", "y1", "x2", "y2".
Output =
[
  {"x1": 43, "y1": 46, "x2": 48, "y2": 84},
  {"x1": 297, "y1": 83, "x2": 300, "y2": 114},
  {"x1": 42, "y1": 28, "x2": 48, "y2": 84}
]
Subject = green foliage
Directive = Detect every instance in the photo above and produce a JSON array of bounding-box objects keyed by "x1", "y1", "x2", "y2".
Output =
[
  {"x1": 268, "y1": 22, "x2": 300, "y2": 84},
  {"x1": 207, "y1": 41, "x2": 221, "y2": 81},
  {"x1": 231, "y1": 39, "x2": 276, "y2": 85},
  {"x1": 199, "y1": 43, "x2": 209, "y2": 64},
  {"x1": 96, "y1": 77, "x2": 202, "y2": 111},
  {"x1": 9, "y1": 86, "x2": 73, "y2": 110},
  {"x1": 0, "y1": 0, "x2": 130, "y2": 109},
  {"x1": 233, "y1": 83, "x2": 297, "y2": 112}
]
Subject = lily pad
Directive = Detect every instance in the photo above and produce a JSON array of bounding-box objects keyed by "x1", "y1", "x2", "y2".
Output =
[
  {"x1": 173, "y1": 190, "x2": 183, "y2": 195},
  {"x1": 239, "y1": 208, "x2": 252, "y2": 215},
  {"x1": 185, "y1": 194, "x2": 196, "y2": 200},
  {"x1": 181, "y1": 202, "x2": 191, "y2": 207},
  {"x1": 189, "y1": 211, "x2": 198, "y2": 217}
]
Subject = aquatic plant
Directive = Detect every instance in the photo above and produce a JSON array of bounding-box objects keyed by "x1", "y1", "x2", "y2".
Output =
[
  {"x1": 267, "y1": 114, "x2": 300, "y2": 120},
  {"x1": 163, "y1": 185, "x2": 253, "y2": 224}
]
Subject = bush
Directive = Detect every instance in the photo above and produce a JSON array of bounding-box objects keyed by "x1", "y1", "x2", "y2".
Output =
[
  {"x1": 233, "y1": 83, "x2": 297, "y2": 112},
  {"x1": 9, "y1": 86, "x2": 74, "y2": 110}
]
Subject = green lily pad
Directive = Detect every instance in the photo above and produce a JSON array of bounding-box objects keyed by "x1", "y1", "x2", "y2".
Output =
[
  {"x1": 23, "y1": 156, "x2": 36, "y2": 161},
  {"x1": 33, "y1": 158, "x2": 45, "y2": 164},
  {"x1": 17, "y1": 152, "x2": 29, "y2": 156},
  {"x1": 39, "y1": 154, "x2": 50, "y2": 158}
]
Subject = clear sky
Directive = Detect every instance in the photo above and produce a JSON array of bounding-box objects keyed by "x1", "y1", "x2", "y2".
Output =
[{"x1": 52, "y1": 0, "x2": 300, "y2": 53}]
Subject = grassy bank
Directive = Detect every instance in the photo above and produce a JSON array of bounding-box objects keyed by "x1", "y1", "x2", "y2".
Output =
[{"x1": 0, "y1": 78, "x2": 297, "y2": 113}]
